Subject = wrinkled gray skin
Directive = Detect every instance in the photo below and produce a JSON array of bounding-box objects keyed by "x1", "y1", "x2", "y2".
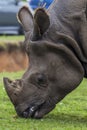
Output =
[{"x1": 3, "y1": 0, "x2": 87, "y2": 119}]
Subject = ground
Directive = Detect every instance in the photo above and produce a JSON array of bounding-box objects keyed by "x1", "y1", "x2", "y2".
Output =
[{"x1": 0, "y1": 43, "x2": 28, "y2": 72}]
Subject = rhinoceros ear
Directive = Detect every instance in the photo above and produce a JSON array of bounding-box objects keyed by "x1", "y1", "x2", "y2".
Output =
[
  {"x1": 17, "y1": 6, "x2": 33, "y2": 32},
  {"x1": 33, "y1": 8, "x2": 50, "y2": 40}
]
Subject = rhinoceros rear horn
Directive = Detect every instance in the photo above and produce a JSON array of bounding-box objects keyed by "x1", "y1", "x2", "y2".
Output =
[
  {"x1": 32, "y1": 8, "x2": 50, "y2": 40},
  {"x1": 17, "y1": 6, "x2": 33, "y2": 32}
]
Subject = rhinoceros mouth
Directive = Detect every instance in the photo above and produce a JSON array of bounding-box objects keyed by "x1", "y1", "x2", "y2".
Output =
[{"x1": 22, "y1": 102, "x2": 45, "y2": 119}]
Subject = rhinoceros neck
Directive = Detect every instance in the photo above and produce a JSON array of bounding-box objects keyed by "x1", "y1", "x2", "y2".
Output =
[
  {"x1": 45, "y1": 0, "x2": 87, "y2": 73},
  {"x1": 48, "y1": 0, "x2": 86, "y2": 38}
]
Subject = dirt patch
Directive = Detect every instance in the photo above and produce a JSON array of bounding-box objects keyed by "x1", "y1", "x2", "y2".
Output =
[{"x1": 0, "y1": 42, "x2": 28, "y2": 72}]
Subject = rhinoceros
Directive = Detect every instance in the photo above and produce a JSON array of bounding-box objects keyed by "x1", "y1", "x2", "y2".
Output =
[{"x1": 3, "y1": 0, "x2": 87, "y2": 119}]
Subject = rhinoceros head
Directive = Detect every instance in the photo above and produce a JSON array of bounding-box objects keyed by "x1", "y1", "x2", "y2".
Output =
[{"x1": 3, "y1": 6, "x2": 84, "y2": 119}]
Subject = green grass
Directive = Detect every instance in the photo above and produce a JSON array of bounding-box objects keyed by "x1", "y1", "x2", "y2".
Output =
[
  {"x1": 0, "y1": 71, "x2": 87, "y2": 130},
  {"x1": 0, "y1": 35, "x2": 24, "y2": 44}
]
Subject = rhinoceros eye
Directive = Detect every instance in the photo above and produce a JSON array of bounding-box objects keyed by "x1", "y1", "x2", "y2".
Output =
[
  {"x1": 37, "y1": 74, "x2": 47, "y2": 87},
  {"x1": 30, "y1": 73, "x2": 48, "y2": 87}
]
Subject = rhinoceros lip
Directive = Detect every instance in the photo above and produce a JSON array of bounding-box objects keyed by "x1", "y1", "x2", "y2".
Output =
[{"x1": 22, "y1": 102, "x2": 45, "y2": 118}]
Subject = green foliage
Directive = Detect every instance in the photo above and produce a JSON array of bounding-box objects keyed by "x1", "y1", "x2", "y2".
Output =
[{"x1": 0, "y1": 71, "x2": 87, "y2": 130}]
